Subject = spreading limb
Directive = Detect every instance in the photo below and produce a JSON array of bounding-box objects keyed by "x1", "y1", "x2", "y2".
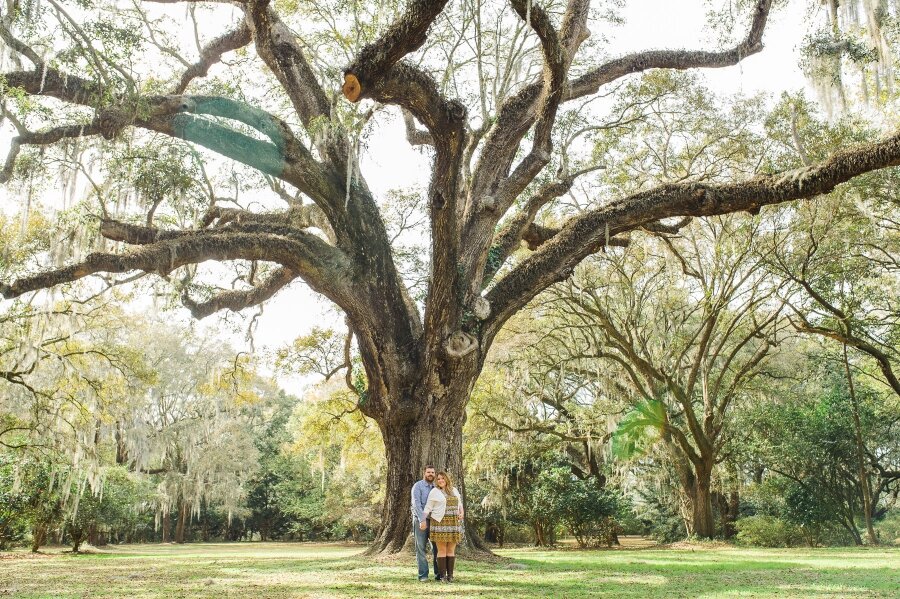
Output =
[{"x1": 486, "y1": 127, "x2": 900, "y2": 335}]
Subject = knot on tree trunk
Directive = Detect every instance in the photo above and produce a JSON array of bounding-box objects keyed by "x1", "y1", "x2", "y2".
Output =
[
  {"x1": 342, "y1": 72, "x2": 361, "y2": 102},
  {"x1": 480, "y1": 196, "x2": 496, "y2": 212},
  {"x1": 471, "y1": 297, "x2": 491, "y2": 320},
  {"x1": 446, "y1": 331, "x2": 478, "y2": 358},
  {"x1": 98, "y1": 111, "x2": 128, "y2": 140}
]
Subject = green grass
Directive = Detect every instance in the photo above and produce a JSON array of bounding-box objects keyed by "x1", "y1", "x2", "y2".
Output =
[{"x1": 0, "y1": 541, "x2": 897, "y2": 598}]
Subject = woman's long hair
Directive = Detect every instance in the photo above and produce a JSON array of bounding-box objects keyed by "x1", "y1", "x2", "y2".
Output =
[{"x1": 436, "y1": 471, "x2": 455, "y2": 496}]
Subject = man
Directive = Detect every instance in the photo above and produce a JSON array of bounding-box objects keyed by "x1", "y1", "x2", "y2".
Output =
[{"x1": 411, "y1": 464, "x2": 440, "y2": 581}]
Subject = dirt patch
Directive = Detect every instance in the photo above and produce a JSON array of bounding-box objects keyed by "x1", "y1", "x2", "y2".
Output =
[
  {"x1": 0, "y1": 552, "x2": 55, "y2": 560},
  {"x1": 365, "y1": 544, "x2": 510, "y2": 566},
  {"x1": 665, "y1": 540, "x2": 734, "y2": 550}
]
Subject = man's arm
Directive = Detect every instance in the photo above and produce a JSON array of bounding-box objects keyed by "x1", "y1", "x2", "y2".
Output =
[{"x1": 411, "y1": 482, "x2": 426, "y2": 521}]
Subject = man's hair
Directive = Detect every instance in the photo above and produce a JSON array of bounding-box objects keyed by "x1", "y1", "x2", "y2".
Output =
[{"x1": 423, "y1": 464, "x2": 435, "y2": 471}]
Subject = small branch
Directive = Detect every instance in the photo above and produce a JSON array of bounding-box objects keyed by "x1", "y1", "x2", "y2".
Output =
[
  {"x1": 173, "y1": 23, "x2": 252, "y2": 94},
  {"x1": 402, "y1": 108, "x2": 434, "y2": 146},
  {"x1": 793, "y1": 319, "x2": 900, "y2": 397},
  {"x1": 642, "y1": 217, "x2": 693, "y2": 235},
  {"x1": 568, "y1": 0, "x2": 774, "y2": 101},
  {"x1": 483, "y1": 178, "x2": 575, "y2": 283},
  {"x1": 0, "y1": 121, "x2": 103, "y2": 183},
  {"x1": 182, "y1": 267, "x2": 297, "y2": 319},
  {"x1": 790, "y1": 103, "x2": 812, "y2": 167},
  {"x1": 0, "y1": 21, "x2": 43, "y2": 67}
]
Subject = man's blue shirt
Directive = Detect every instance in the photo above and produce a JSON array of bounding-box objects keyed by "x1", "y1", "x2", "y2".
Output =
[{"x1": 411, "y1": 479, "x2": 433, "y2": 521}]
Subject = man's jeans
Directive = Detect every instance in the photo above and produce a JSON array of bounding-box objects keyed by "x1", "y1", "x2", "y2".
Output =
[{"x1": 413, "y1": 515, "x2": 438, "y2": 580}]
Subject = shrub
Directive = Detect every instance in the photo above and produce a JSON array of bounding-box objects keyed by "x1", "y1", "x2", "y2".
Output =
[
  {"x1": 635, "y1": 485, "x2": 686, "y2": 543},
  {"x1": 874, "y1": 510, "x2": 900, "y2": 546},
  {"x1": 735, "y1": 515, "x2": 799, "y2": 547},
  {"x1": 0, "y1": 457, "x2": 28, "y2": 549},
  {"x1": 558, "y1": 480, "x2": 625, "y2": 548},
  {"x1": 782, "y1": 482, "x2": 837, "y2": 547}
]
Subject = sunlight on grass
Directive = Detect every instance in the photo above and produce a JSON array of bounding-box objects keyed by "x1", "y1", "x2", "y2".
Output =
[{"x1": 0, "y1": 542, "x2": 897, "y2": 598}]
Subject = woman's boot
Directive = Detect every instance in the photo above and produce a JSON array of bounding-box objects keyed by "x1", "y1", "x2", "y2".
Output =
[
  {"x1": 437, "y1": 556, "x2": 447, "y2": 582},
  {"x1": 447, "y1": 556, "x2": 456, "y2": 582}
]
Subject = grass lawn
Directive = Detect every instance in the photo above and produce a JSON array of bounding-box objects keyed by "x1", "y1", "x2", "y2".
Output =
[{"x1": 0, "y1": 541, "x2": 897, "y2": 598}]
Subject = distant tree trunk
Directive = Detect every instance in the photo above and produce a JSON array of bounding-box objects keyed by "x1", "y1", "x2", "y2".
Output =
[
  {"x1": 484, "y1": 521, "x2": 505, "y2": 547},
  {"x1": 200, "y1": 501, "x2": 211, "y2": 542},
  {"x1": 533, "y1": 521, "x2": 548, "y2": 547},
  {"x1": 175, "y1": 501, "x2": 190, "y2": 544},
  {"x1": 30, "y1": 524, "x2": 48, "y2": 552},
  {"x1": 843, "y1": 345, "x2": 878, "y2": 545},
  {"x1": 692, "y1": 459, "x2": 715, "y2": 539},
  {"x1": 88, "y1": 523, "x2": 103, "y2": 547},
  {"x1": 715, "y1": 489, "x2": 740, "y2": 539},
  {"x1": 753, "y1": 464, "x2": 765, "y2": 485},
  {"x1": 69, "y1": 526, "x2": 86, "y2": 553},
  {"x1": 161, "y1": 511, "x2": 171, "y2": 543},
  {"x1": 115, "y1": 421, "x2": 129, "y2": 465}
]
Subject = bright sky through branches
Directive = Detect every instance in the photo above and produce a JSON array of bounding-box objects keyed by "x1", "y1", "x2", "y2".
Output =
[{"x1": 0, "y1": 0, "x2": 821, "y2": 394}]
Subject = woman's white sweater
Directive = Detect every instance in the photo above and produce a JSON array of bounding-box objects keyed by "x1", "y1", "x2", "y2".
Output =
[{"x1": 423, "y1": 487, "x2": 463, "y2": 523}]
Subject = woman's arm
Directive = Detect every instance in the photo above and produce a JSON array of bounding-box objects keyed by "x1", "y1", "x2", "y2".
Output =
[
  {"x1": 455, "y1": 488, "x2": 464, "y2": 519},
  {"x1": 423, "y1": 488, "x2": 441, "y2": 518}
]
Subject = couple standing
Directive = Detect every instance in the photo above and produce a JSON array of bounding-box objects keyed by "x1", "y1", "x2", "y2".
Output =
[{"x1": 410, "y1": 465, "x2": 464, "y2": 582}]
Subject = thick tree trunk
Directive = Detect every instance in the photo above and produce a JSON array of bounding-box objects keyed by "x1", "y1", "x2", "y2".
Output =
[{"x1": 365, "y1": 388, "x2": 490, "y2": 555}]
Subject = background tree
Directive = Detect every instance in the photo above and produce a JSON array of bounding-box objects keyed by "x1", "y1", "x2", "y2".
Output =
[
  {"x1": 535, "y1": 214, "x2": 787, "y2": 537},
  {"x1": 745, "y1": 350, "x2": 900, "y2": 545}
]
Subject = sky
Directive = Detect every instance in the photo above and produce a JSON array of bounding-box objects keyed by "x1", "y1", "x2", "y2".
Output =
[
  {"x1": 244, "y1": 0, "x2": 819, "y2": 388},
  {"x1": 0, "y1": 0, "x2": 827, "y2": 394}
]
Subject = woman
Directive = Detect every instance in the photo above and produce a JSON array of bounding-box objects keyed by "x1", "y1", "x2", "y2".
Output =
[{"x1": 420, "y1": 471, "x2": 464, "y2": 582}]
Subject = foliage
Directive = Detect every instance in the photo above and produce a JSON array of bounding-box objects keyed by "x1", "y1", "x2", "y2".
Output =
[
  {"x1": 734, "y1": 515, "x2": 800, "y2": 548},
  {"x1": 0, "y1": 456, "x2": 28, "y2": 550},
  {"x1": 745, "y1": 358, "x2": 900, "y2": 546},
  {"x1": 557, "y1": 480, "x2": 625, "y2": 548},
  {"x1": 634, "y1": 480, "x2": 688, "y2": 544},
  {"x1": 874, "y1": 510, "x2": 900, "y2": 546}
]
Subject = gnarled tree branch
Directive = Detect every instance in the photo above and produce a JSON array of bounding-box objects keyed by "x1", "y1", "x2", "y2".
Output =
[
  {"x1": 173, "y1": 22, "x2": 252, "y2": 94},
  {"x1": 182, "y1": 266, "x2": 297, "y2": 319},
  {"x1": 1, "y1": 230, "x2": 352, "y2": 308},
  {"x1": 342, "y1": 0, "x2": 450, "y2": 102},
  {"x1": 466, "y1": 0, "x2": 774, "y2": 224},
  {"x1": 485, "y1": 127, "x2": 900, "y2": 337},
  {"x1": 245, "y1": 4, "x2": 331, "y2": 127}
]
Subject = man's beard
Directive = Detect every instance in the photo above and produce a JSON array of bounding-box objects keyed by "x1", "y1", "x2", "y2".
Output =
[{"x1": 425, "y1": 474, "x2": 434, "y2": 482}]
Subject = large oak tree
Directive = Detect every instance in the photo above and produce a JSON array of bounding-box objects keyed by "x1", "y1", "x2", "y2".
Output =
[{"x1": 2, "y1": 0, "x2": 900, "y2": 551}]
